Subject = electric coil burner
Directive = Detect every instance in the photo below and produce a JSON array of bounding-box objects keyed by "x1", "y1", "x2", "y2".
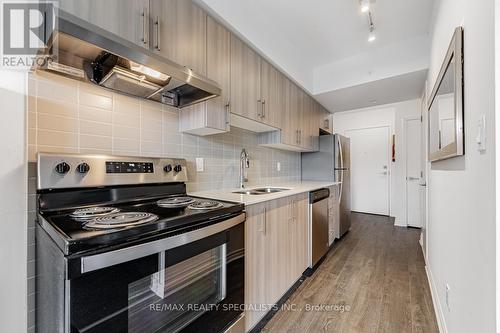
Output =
[
  {"x1": 70, "y1": 206, "x2": 120, "y2": 220},
  {"x1": 36, "y1": 153, "x2": 245, "y2": 333},
  {"x1": 157, "y1": 196, "x2": 195, "y2": 208},
  {"x1": 188, "y1": 200, "x2": 224, "y2": 210},
  {"x1": 84, "y1": 212, "x2": 159, "y2": 230}
]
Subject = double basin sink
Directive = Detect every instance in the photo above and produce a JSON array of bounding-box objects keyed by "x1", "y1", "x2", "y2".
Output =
[{"x1": 232, "y1": 187, "x2": 290, "y2": 195}]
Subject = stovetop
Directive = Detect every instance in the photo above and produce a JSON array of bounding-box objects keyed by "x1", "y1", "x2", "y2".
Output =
[{"x1": 38, "y1": 195, "x2": 244, "y2": 255}]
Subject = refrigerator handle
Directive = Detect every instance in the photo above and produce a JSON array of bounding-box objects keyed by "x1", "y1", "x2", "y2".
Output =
[{"x1": 338, "y1": 138, "x2": 343, "y2": 203}]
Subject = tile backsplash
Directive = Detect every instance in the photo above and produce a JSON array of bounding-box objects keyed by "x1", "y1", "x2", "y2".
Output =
[{"x1": 26, "y1": 71, "x2": 301, "y2": 332}]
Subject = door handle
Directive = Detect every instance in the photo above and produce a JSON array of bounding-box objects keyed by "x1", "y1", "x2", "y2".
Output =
[{"x1": 407, "y1": 177, "x2": 420, "y2": 181}]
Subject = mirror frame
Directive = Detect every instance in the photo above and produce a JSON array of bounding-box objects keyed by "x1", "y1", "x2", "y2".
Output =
[{"x1": 427, "y1": 26, "x2": 464, "y2": 162}]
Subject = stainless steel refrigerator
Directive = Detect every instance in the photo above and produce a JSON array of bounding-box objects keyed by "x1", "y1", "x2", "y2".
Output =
[{"x1": 302, "y1": 134, "x2": 351, "y2": 237}]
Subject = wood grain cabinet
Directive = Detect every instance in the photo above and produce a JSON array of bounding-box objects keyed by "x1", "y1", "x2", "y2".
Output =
[
  {"x1": 230, "y1": 35, "x2": 262, "y2": 122},
  {"x1": 320, "y1": 106, "x2": 333, "y2": 134},
  {"x1": 150, "y1": 0, "x2": 206, "y2": 74},
  {"x1": 260, "y1": 60, "x2": 286, "y2": 128},
  {"x1": 179, "y1": 15, "x2": 231, "y2": 135},
  {"x1": 59, "y1": 0, "x2": 150, "y2": 48},
  {"x1": 245, "y1": 193, "x2": 309, "y2": 331}
]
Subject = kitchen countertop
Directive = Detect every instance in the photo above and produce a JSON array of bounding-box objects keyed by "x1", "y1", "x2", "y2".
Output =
[{"x1": 189, "y1": 181, "x2": 341, "y2": 206}]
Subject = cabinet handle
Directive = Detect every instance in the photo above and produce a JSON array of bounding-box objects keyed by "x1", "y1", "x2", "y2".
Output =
[
  {"x1": 225, "y1": 101, "x2": 231, "y2": 128},
  {"x1": 296, "y1": 130, "x2": 299, "y2": 145},
  {"x1": 141, "y1": 9, "x2": 148, "y2": 44},
  {"x1": 155, "y1": 16, "x2": 161, "y2": 51},
  {"x1": 261, "y1": 207, "x2": 267, "y2": 235},
  {"x1": 257, "y1": 100, "x2": 262, "y2": 118},
  {"x1": 261, "y1": 99, "x2": 266, "y2": 118}
]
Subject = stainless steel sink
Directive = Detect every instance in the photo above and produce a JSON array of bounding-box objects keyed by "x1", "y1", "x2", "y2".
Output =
[
  {"x1": 232, "y1": 187, "x2": 290, "y2": 195},
  {"x1": 232, "y1": 190, "x2": 267, "y2": 195},
  {"x1": 253, "y1": 187, "x2": 290, "y2": 193}
]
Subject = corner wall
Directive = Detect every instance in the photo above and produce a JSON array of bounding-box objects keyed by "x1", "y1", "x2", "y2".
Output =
[
  {"x1": 332, "y1": 99, "x2": 421, "y2": 226},
  {"x1": 0, "y1": 71, "x2": 28, "y2": 332},
  {"x1": 426, "y1": 0, "x2": 496, "y2": 332}
]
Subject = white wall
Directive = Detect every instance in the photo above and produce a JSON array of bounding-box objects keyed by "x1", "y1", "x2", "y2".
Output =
[
  {"x1": 333, "y1": 99, "x2": 421, "y2": 226},
  {"x1": 426, "y1": 0, "x2": 496, "y2": 332},
  {"x1": 0, "y1": 70, "x2": 28, "y2": 332}
]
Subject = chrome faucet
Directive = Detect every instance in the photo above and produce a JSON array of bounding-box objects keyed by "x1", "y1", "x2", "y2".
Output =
[{"x1": 239, "y1": 149, "x2": 250, "y2": 188}]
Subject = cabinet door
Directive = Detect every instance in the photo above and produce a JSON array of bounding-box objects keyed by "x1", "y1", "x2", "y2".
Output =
[
  {"x1": 59, "y1": 0, "x2": 150, "y2": 48},
  {"x1": 283, "y1": 78, "x2": 299, "y2": 146},
  {"x1": 206, "y1": 16, "x2": 231, "y2": 132},
  {"x1": 320, "y1": 106, "x2": 333, "y2": 134},
  {"x1": 265, "y1": 197, "x2": 290, "y2": 303},
  {"x1": 287, "y1": 193, "x2": 309, "y2": 284},
  {"x1": 179, "y1": 15, "x2": 230, "y2": 135},
  {"x1": 230, "y1": 35, "x2": 262, "y2": 121},
  {"x1": 245, "y1": 203, "x2": 269, "y2": 331},
  {"x1": 260, "y1": 60, "x2": 285, "y2": 128},
  {"x1": 150, "y1": 0, "x2": 206, "y2": 74}
]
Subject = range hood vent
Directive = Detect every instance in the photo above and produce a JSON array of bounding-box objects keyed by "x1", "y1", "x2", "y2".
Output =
[{"x1": 37, "y1": 10, "x2": 220, "y2": 108}]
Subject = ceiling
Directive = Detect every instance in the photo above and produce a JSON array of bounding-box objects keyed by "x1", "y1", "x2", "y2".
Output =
[
  {"x1": 198, "y1": 0, "x2": 436, "y2": 112},
  {"x1": 315, "y1": 69, "x2": 428, "y2": 112}
]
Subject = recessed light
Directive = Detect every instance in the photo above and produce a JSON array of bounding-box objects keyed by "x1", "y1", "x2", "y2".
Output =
[
  {"x1": 368, "y1": 32, "x2": 376, "y2": 42},
  {"x1": 360, "y1": 0, "x2": 370, "y2": 13}
]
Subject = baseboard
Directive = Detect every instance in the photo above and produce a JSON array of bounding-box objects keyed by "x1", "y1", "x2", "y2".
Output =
[{"x1": 425, "y1": 265, "x2": 448, "y2": 333}]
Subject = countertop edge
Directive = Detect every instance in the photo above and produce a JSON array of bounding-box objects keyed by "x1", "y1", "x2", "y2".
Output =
[{"x1": 188, "y1": 182, "x2": 341, "y2": 206}]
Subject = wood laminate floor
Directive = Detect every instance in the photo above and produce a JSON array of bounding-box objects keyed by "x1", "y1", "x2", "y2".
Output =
[{"x1": 262, "y1": 212, "x2": 439, "y2": 333}]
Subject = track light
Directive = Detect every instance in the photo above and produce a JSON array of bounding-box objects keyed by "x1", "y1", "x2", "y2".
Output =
[
  {"x1": 360, "y1": 0, "x2": 370, "y2": 13},
  {"x1": 367, "y1": 12, "x2": 376, "y2": 43}
]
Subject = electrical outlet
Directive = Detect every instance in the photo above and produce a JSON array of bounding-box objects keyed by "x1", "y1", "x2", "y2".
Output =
[
  {"x1": 196, "y1": 158, "x2": 204, "y2": 172},
  {"x1": 445, "y1": 284, "x2": 451, "y2": 311},
  {"x1": 276, "y1": 162, "x2": 281, "y2": 172}
]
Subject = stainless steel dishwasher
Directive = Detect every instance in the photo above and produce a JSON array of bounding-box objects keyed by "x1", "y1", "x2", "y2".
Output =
[{"x1": 310, "y1": 188, "x2": 330, "y2": 267}]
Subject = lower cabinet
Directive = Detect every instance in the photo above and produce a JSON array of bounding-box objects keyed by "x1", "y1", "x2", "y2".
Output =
[
  {"x1": 245, "y1": 193, "x2": 308, "y2": 331},
  {"x1": 328, "y1": 185, "x2": 340, "y2": 244}
]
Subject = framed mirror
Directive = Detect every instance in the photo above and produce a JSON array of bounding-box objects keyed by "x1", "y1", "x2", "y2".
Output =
[{"x1": 428, "y1": 27, "x2": 464, "y2": 162}]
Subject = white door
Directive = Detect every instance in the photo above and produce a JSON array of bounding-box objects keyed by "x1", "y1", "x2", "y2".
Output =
[
  {"x1": 345, "y1": 126, "x2": 390, "y2": 215},
  {"x1": 405, "y1": 118, "x2": 422, "y2": 227}
]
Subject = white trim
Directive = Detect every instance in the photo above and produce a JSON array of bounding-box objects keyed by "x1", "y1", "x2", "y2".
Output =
[{"x1": 425, "y1": 264, "x2": 448, "y2": 333}]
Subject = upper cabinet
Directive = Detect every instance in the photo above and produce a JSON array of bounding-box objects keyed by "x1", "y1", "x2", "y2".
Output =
[
  {"x1": 260, "y1": 60, "x2": 286, "y2": 128},
  {"x1": 59, "y1": 0, "x2": 150, "y2": 48},
  {"x1": 230, "y1": 35, "x2": 262, "y2": 122},
  {"x1": 150, "y1": 0, "x2": 207, "y2": 74},
  {"x1": 59, "y1": 0, "x2": 326, "y2": 151},
  {"x1": 179, "y1": 15, "x2": 231, "y2": 135},
  {"x1": 319, "y1": 106, "x2": 333, "y2": 134}
]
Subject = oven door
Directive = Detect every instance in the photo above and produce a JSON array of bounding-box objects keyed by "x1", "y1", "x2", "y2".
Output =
[{"x1": 67, "y1": 213, "x2": 244, "y2": 333}]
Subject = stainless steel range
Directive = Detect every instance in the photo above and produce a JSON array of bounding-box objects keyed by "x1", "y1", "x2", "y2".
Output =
[{"x1": 36, "y1": 153, "x2": 245, "y2": 333}]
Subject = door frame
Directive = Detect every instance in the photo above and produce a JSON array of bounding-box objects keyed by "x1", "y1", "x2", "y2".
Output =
[
  {"x1": 403, "y1": 116, "x2": 422, "y2": 227},
  {"x1": 344, "y1": 125, "x2": 392, "y2": 217}
]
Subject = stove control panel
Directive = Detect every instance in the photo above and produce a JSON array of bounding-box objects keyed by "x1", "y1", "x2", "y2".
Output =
[
  {"x1": 37, "y1": 153, "x2": 188, "y2": 190},
  {"x1": 106, "y1": 161, "x2": 154, "y2": 174}
]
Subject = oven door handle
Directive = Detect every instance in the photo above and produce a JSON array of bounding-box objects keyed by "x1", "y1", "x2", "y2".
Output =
[{"x1": 80, "y1": 213, "x2": 245, "y2": 274}]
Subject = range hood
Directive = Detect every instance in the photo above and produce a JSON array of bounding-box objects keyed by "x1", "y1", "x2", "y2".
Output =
[{"x1": 38, "y1": 10, "x2": 220, "y2": 108}]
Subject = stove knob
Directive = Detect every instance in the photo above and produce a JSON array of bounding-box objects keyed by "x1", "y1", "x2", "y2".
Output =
[
  {"x1": 76, "y1": 162, "x2": 90, "y2": 174},
  {"x1": 174, "y1": 165, "x2": 182, "y2": 173},
  {"x1": 55, "y1": 162, "x2": 70, "y2": 174},
  {"x1": 164, "y1": 164, "x2": 173, "y2": 173}
]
